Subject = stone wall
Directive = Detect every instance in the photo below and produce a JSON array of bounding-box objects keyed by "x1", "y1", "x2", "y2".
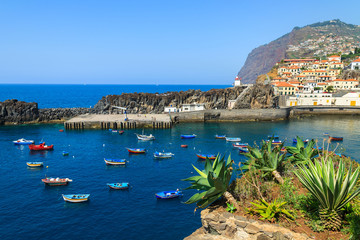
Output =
[{"x1": 185, "y1": 209, "x2": 311, "y2": 240}]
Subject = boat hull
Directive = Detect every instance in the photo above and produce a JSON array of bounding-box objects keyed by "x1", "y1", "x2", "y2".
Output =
[
  {"x1": 42, "y1": 178, "x2": 72, "y2": 186},
  {"x1": 107, "y1": 183, "x2": 129, "y2": 190},
  {"x1": 29, "y1": 144, "x2": 54, "y2": 151},
  {"x1": 329, "y1": 137, "x2": 343, "y2": 141},
  {"x1": 104, "y1": 159, "x2": 126, "y2": 165},
  {"x1": 126, "y1": 148, "x2": 146, "y2": 154},
  {"x1": 226, "y1": 138, "x2": 241, "y2": 142},
  {"x1": 26, "y1": 162, "x2": 43, "y2": 167},
  {"x1": 181, "y1": 135, "x2": 196, "y2": 139},
  {"x1": 62, "y1": 194, "x2": 90, "y2": 203},
  {"x1": 155, "y1": 191, "x2": 182, "y2": 199},
  {"x1": 196, "y1": 154, "x2": 216, "y2": 160}
]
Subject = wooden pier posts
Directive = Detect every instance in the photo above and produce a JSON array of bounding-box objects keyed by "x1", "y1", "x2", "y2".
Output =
[{"x1": 65, "y1": 120, "x2": 174, "y2": 130}]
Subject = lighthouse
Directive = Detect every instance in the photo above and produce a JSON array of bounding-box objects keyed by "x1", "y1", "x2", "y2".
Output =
[{"x1": 234, "y1": 76, "x2": 241, "y2": 87}]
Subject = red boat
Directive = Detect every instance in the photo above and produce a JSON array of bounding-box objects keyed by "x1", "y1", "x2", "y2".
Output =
[
  {"x1": 59, "y1": 129, "x2": 64, "y2": 132},
  {"x1": 181, "y1": 145, "x2": 188, "y2": 148},
  {"x1": 329, "y1": 136, "x2": 343, "y2": 141},
  {"x1": 29, "y1": 142, "x2": 54, "y2": 151}
]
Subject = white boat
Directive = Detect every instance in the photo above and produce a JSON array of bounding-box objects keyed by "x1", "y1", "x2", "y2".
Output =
[
  {"x1": 153, "y1": 152, "x2": 174, "y2": 159},
  {"x1": 135, "y1": 133, "x2": 155, "y2": 141},
  {"x1": 13, "y1": 138, "x2": 35, "y2": 145},
  {"x1": 62, "y1": 194, "x2": 90, "y2": 203},
  {"x1": 226, "y1": 137, "x2": 241, "y2": 142}
]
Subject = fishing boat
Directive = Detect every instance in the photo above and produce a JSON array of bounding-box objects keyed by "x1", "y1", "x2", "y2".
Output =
[
  {"x1": 196, "y1": 154, "x2": 216, "y2": 160},
  {"x1": 13, "y1": 138, "x2": 34, "y2": 145},
  {"x1": 225, "y1": 137, "x2": 241, "y2": 142},
  {"x1": 112, "y1": 130, "x2": 118, "y2": 133},
  {"x1": 135, "y1": 133, "x2": 155, "y2": 141},
  {"x1": 26, "y1": 162, "x2": 43, "y2": 167},
  {"x1": 29, "y1": 142, "x2": 54, "y2": 151},
  {"x1": 126, "y1": 148, "x2": 146, "y2": 154},
  {"x1": 238, "y1": 147, "x2": 249, "y2": 153},
  {"x1": 62, "y1": 151, "x2": 69, "y2": 156},
  {"x1": 59, "y1": 129, "x2": 64, "y2": 132},
  {"x1": 107, "y1": 182, "x2": 129, "y2": 190},
  {"x1": 104, "y1": 158, "x2": 126, "y2": 165},
  {"x1": 181, "y1": 134, "x2": 196, "y2": 139},
  {"x1": 292, "y1": 138, "x2": 309, "y2": 144},
  {"x1": 233, "y1": 142, "x2": 249, "y2": 148},
  {"x1": 267, "y1": 135, "x2": 279, "y2": 139},
  {"x1": 155, "y1": 190, "x2": 183, "y2": 199},
  {"x1": 62, "y1": 194, "x2": 90, "y2": 203},
  {"x1": 181, "y1": 145, "x2": 188, "y2": 148},
  {"x1": 41, "y1": 177, "x2": 72, "y2": 186},
  {"x1": 266, "y1": 140, "x2": 283, "y2": 145},
  {"x1": 215, "y1": 134, "x2": 226, "y2": 139},
  {"x1": 329, "y1": 136, "x2": 343, "y2": 141},
  {"x1": 119, "y1": 130, "x2": 124, "y2": 134},
  {"x1": 153, "y1": 151, "x2": 174, "y2": 159}
]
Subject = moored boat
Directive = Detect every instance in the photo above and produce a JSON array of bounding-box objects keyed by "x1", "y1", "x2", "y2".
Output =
[
  {"x1": 268, "y1": 135, "x2": 279, "y2": 139},
  {"x1": 225, "y1": 137, "x2": 241, "y2": 142},
  {"x1": 29, "y1": 142, "x2": 54, "y2": 151},
  {"x1": 155, "y1": 190, "x2": 182, "y2": 199},
  {"x1": 42, "y1": 177, "x2": 72, "y2": 186},
  {"x1": 62, "y1": 151, "x2": 69, "y2": 156},
  {"x1": 13, "y1": 138, "x2": 34, "y2": 145},
  {"x1": 238, "y1": 146, "x2": 249, "y2": 153},
  {"x1": 104, "y1": 158, "x2": 126, "y2": 165},
  {"x1": 196, "y1": 154, "x2": 216, "y2": 160},
  {"x1": 119, "y1": 130, "x2": 124, "y2": 134},
  {"x1": 136, "y1": 133, "x2": 155, "y2": 141},
  {"x1": 126, "y1": 148, "x2": 146, "y2": 154},
  {"x1": 329, "y1": 136, "x2": 343, "y2": 141},
  {"x1": 59, "y1": 129, "x2": 64, "y2": 132},
  {"x1": 112, "y1": 130, "x2": 118, "y2": 133},
  {"x1": 215, "y1": 134, "x2": 226, "y2": 139},
  {"x1": 62, "y1": 194, "x2": 90, "y2": 203},
  {"x1": 233, "y1": 142, "x2": 249, "y2": 148},
  {"x1": 292, "y1": 138, "x2": 309, "y2": 144},
  {"x1": 107, "y1": 182, "x2": 129, "y2": 190},
  {"x1": 266, "y1": 140, "x2": 283, "y2": 145},
  {"x1": 153, "y1": 151, "x2": 174, "y2": 159},
  {"x1": 26, "y1": 162, "x2": 43, "y2": 167},
  {"x1": 181, "y1": 145, "x2": 188, "y2": 148},
  {"x1": 181, "y1": 134, "x2": 196, "y2": 139}
]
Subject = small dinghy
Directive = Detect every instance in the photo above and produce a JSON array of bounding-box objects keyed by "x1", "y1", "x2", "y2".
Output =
[
  {"x1": 119, "y1": 130, "x2": 124, "y2": 134},
  {"x1": 226, "y1": 137, "x2": 241, "y2": 142},
  {"x1": 26, "y1": 162, "x2": 43, "y2": 167},
  {"x1": 155, "y1": 190, "x2": 183, "y2": 199},
  {"x1": 13, "y1": 138, "x2": 34, "y2": 145},
  {"x1": 153, "y1": 151, "x2": 174, "y2": 159},
  {"x1": 59, "y1": 129, "x2": 64, "y2": 132},
  {"x1": 42, "y1": 177, "x2": 72, "y2": 186},
  {"x1": 29, "y1": 142, "x2": 54, "y2": 151},
  {"x1": 104, "y1": 158, "x2": 126, "y2": 165},
  {"x1": 238, "y1": 146, "x2": 249, "y2": 153},
  {"x1": 196, "y1": 154, "x2": 216, "y2": 160},
  {"x1": 181, "y1": 134, "x2": 196, "y2": 139},
  {"x1": 107, "y1": 182, "x2": 129, "y2": 190},
  {"x1": 329, "y1": 136, "x2": 343, "y2": 141},
  {"x1": 215, "y1": 135, "x2": 226, "y2": 139},
  {"x1": 126, "y1": 148, "x2": 146, "y2": 154},
  {"x1": 233, "y1": 142, "x2": 249, "y2": 148},
  {"x1": 181, "y1": 145, "x2": 188, "y2": 148},
  {"x1": 136, "y1": 133, "x2": 155, "y2": 141},
  {"x1": 62, "y1": 151, "x2": 69, "y2": 156},
  {"x1": 62, "y1": 194, "x2": 90, "y2": 203}
]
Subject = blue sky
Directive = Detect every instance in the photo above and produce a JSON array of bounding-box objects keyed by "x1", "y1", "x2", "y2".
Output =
[{"x1": 0, "y1": 0, "x2": 359, "y2": 85}]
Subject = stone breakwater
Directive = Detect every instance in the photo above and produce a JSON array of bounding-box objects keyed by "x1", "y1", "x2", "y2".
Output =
[
  {"x1": 185, "y1": 208, "x2": 311, "y2": 240},
  {"x1": 0, "y1": 99, "x2": 96, "y2": 125}
]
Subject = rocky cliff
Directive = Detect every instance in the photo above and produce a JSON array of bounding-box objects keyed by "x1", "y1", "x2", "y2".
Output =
[
  {"x1": 93, "y1": 85, "x2": 276, "y2": 113},
  {"x1": 238, "y1": 19, "x2": 360, "y2": 83}
]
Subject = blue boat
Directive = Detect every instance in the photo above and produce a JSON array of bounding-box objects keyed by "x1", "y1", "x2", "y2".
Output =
[
  {"x1": 215, "y1": 134, "x2": 226, "y2": 139},
  {"x1": 104, "y1": 158, "x2": 126, "y2": 165},
  {"x1": 233, "y1": 142, "x2": 249, "y2": 148},
  {"x1": 155, "y1": 190, "x2": 183, "y2": 199},
  {"x1": 268, "y1": 135, "x2": 279, "y2": 139},
  {"x1": 238, "y1": 147, "x2": 249, "y2": 153},
  {"x1": 196, "y1": 154, "x2": 216, "y2": 160},
  {"x1": 181, "y1": 134, "x2": 196, "y2": 139},
  {"x1": 107, "y1": 182, "x2": 129, "y2": 190},
  {"x1": 62, "y1": 151, "x2": 69, "y2": 156},
  {"x1": 62, "y1": 194, "x2": 90, "y2": 203}
]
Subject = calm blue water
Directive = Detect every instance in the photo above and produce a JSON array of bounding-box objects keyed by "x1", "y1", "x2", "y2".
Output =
[
  {"x1": 0, "y1": 116, "x2": 359, "y2": 239},
  {"x1": 0, "y1": 84, "x2": 230, "y2": 108}
]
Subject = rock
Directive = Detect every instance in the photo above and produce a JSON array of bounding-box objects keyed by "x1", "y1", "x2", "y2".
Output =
[
  {"x1": 273, "y1": 231, "x2": 287, "y2": 240},
  {"x1": 244, "y1": 224, "x2": 260, "y2": 234},
  {"x1": 257, "y1": 234, "x2": 272, "y2": 240},
  {"x1": 204, "y1": 212, "x2": 219, "y2": 223},
  {"x1": 234, "y1": 229, "x2": 250, "y2": 240},
  {"x1": 221, "y1": 212, "x2": 233, "y2": 219},
  {"x1": 223, "y1": 225, "x2": 237, "y2": 238},
  {"x1": 234, "y1": 215, "x2": 247, "y2": 221},
  {"x1": 234, "y1": 220, "x2": 248, "y2": 228}
]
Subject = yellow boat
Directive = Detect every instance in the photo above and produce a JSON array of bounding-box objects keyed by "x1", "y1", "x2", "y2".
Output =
[{"x1": 26, "y1": 162, "x2": 43, "y2": 167}]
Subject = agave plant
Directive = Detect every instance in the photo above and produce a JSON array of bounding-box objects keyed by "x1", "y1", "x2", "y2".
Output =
[
  {"x1": 286, "y1": 136, "x2": 318, "y2": 164},
  {"x1": 248, "y1": 198, "x2": 294, "y2": 222},
  {"x1": 183, "y1": 155, "x2": 239, "y2": 210},
  {"x1": 241, "y1": 140, "x2": 285, "y2": 184},
  {"x1": 295, "y1": 157, "x2": 360, "y2": 230}
]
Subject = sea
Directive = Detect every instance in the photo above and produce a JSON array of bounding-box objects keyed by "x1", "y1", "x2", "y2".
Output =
[{"x1": 0, "y1": 84, "x2": 359, "y2": 240}]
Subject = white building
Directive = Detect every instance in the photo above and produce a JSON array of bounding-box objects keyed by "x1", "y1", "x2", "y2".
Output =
[
  {"x1": 351, "y1": 58, "x2": 360, "y2": 70},
  {"x1": 180, "y1": 103, "x2": 205, "y2": 112},
  {"x1": 234, "y1": 76, "x2": 241, "y2": 87},
  {"x1": 286, "y1": 92, "x2": 360, "y2": 107},
  {"x1": 164, "y1": 106, "x2": 178, "y2": 113}
]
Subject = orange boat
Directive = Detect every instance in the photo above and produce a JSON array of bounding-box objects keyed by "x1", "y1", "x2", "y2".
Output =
[{"x1": 181, "y1": 145, "x2": 188, "y2": 148}]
